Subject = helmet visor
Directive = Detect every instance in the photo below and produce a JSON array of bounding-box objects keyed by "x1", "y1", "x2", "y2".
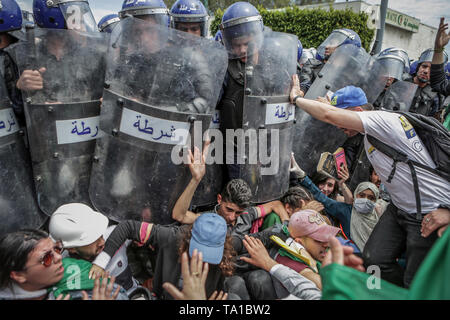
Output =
[
  {"x1": 221, "y1": 17, "x2": 263, "y2": 59},
  {"x1": 377, "y1": 56, "x2": 407, "y2": 80},
  {"x1": 419, "y1": 49, "x2": 448, "y2": 64},
  {"x1": 60, "y1": 2, "x2": 97, "y2": 32},
  {"x1": 299, "y1": 49, "x2": 315, "y2": 65},
  {"x1": 119, "y1": 7, "x2": 170, "y2": 27},
  {"x1": 317, "y1": 31, "x2": 351, "y2": 60},
  {"x1": 172, "y1": 18, "x2": 208, "y2": 37}
]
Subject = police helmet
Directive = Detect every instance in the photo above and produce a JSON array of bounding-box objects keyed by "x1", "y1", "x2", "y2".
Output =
[
  {"x1": 119, "y1": 0, "x2": 169, "y2": 27},
  {"x1": 170, "y1": 0, "x2": 208, "y2": 37},
  {"x1": 316, "y1": 28, "x2": 361, "y2": 61},
  {"x1": 98, "y1": 13, "x2": 120, "y2": 33},
  {"x1": 33, "y1": 0, "x2": 97, "y2": 32},
  {"x1": 219, "y1": 1, "x2": 263, "y2": 59}
]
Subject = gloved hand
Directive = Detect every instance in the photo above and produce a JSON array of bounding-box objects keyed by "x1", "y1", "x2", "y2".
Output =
[{"x1": 290, "y1": 152, "x2": 306, "y2": 180}]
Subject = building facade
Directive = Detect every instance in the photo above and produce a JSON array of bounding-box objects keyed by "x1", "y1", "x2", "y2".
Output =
[{"x1": 295, "y1": 0, "x2": 437, "y2": 61}]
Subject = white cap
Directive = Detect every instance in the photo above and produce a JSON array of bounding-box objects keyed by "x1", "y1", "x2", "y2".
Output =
[{"x1": 49, "y1": 203, "x2": 108, "y2": 248}]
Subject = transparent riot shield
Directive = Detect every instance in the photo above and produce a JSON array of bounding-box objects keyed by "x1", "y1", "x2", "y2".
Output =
[
  {"x1": 0, "y1": 73, "x2": 45, "y2": 236},
  {"x1": 15, "y1": 28, "x2": 108, "y2": 215},
  {"x1": 293, "y1": 44, "x2": 388, "y2": 175},
  {"x1": 239, "y1": 31, "x2": 297, "y2": 203},
  {"x1": 379, "y1": 80, "x2": 418, "y2": 112},
  {"x1": 89, "y1": 17, "x2": 228, "y2": 223}
]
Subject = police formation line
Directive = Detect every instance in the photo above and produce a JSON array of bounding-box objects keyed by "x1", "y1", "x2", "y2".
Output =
[{"x1": 0, "y1": 0, "x2": 449, "y2": 301}]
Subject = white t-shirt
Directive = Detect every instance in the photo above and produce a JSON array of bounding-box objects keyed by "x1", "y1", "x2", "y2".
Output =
[{"x1": 357, "y1": 111, "x2": 450, "y2": 214}]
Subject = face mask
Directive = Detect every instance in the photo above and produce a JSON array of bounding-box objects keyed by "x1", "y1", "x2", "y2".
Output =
[{"x1": 353, "y1": 198, "x2": 375, "y2": 214}]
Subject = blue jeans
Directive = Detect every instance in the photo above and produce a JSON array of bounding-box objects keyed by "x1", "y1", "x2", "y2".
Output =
[{"x1": 363, "y1": 203, "x2": 438, "y2": 288}]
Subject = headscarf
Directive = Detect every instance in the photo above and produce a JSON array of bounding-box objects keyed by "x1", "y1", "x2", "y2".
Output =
[{"x1": 350, "y1": 182, "x2": 380, "y2": 252}]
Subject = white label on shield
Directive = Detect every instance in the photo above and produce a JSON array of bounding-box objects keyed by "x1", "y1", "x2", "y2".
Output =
[
  {"x1": 0, "y1": 108, "x2": 19, "y2": 138},
  {"x1": 56, "y1": 116, "x2": 102, "y2": 145},
  {"x1": 265, "y1": 103, "x2": 295, "y2": 125},
  {"x1": 119, "y1": 108, "x2": 190, "y2": 145}
]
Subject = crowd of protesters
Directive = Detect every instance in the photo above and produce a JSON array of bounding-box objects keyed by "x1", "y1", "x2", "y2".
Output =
[{"x1": 0, "y1": 0, "x2": 449, "y2": 301}]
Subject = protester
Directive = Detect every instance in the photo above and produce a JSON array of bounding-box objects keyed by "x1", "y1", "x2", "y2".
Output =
[
  {"x1": 290, "y1": 80, "x2": 450, "y2": 288},
  {"x1": 240, "y1": 235, "x2": 321, "y2": 300},
  {"x1": 431, "y1": 17, "x2": 450, "y2": 129},
  {"x1": 172, "y1": 147, "x2": 290, "y2": 235},
  {"x1": 271, "y1": 210, "x2": 340, "y2": 289},
  {"x1": 291, "y1": 161, "x2": 379, "y2": 252},
  {"x1": 89, "y1": 213, "x2": 243, "y2": 300},
  {"x1": 48, "y1": 203, "x2": 144, "y2": 298},
  {"x1": 321, "y1": 228, "x2": 450, "y2": 299},
  {"x1": 0, "y1": 229, "x2": 122, "y2": 300},
  {"x1": 163, "y1": 248, "x2": 228, "y2": 300},
  {"x1": 369, "y1": 166, "x2": 390, "y2": 217}
]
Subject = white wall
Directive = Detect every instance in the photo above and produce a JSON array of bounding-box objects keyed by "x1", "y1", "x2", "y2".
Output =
[{"x1": 295, "y1": 0, "x2": 437, "y2": 60}]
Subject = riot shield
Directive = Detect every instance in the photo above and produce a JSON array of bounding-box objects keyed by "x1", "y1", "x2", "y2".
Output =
[
  {"x1": 379, "y1": 80, "x2": 418, "y2": 112},
  {"x1": 0, "y1": 73, "x2": 45, "y2": 236},
  {"x1": 293, "y1": 44, "x2": 388, "y2": 175},
  {"x1": 15, "y1": 28, "x2": 108, "y2": 215},
  {"x1": 239, "y1": 31, "x2": 297, "y2": 203},
  {"x1": 89, "y1": 17, "x2": 228, "y2": 223}
]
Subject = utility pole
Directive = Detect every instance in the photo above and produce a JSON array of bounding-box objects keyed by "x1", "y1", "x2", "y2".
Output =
[{"x1": 372, "y1": 0, "x2": 388, "y2": 55}]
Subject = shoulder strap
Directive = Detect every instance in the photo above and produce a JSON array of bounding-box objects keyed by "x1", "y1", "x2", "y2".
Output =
[{"x1": 366, "y1": 135, "x2": 424, "y2": 219}]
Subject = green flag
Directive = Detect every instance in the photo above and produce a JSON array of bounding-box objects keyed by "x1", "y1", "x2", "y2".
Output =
[{"x1": 320, "y1": 227, "x2": 450, "y2": 300}]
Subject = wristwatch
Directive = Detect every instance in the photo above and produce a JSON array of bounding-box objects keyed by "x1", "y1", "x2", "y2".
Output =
[{"x1": 293, "y1": 95, "x2": 302, "y2": 105}]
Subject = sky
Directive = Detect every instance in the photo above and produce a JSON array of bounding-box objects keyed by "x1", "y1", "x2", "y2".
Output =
[{"x1": 16, "y1": 0, "x2": 450, "y2": 52}]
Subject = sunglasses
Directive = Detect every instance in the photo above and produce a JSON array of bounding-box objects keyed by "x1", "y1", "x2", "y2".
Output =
[{"x1": 24, "y1": 246, "x2": 63, "y2": 270}]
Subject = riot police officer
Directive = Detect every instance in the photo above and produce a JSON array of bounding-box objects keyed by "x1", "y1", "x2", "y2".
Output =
[
  {"x1": 0, "y1": 0, "x2": 46, "y2": 236},
  {"x1": 300, "y1": 28, "x2": 361, "y2": 94},
  {"x1": 373, "y1": 47, "x2": 411, "y2": 110},
  {"x1": 298, "y1": 47, "x2": 317, "y2": 69},
  {"x1": 16, "y1": 0, "x2": 102, "y2": 98},
  {"x1": 98, "y1": 13, "x2": 120, "y2": 33},
  {"x1": 170, "y1": 0, "x2": 208, "y2": 37},
  {"x1": 118, "y1": 0, "x2": 170, "y2": 25},
  {"x1": 406, "y1": 48, "x2": 447, "y2": 117},
  {"x1": 217, "y1": 1, "x2": 264, "y2": 180},
  {"x1": 13, "y1": 0, "x2": 108, "y2": 215},
  {"x1": 0, "y1": 0, "x2": 26, "y2": 121}
]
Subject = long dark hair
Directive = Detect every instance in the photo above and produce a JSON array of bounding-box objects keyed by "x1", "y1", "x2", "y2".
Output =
[
  {"x1": 0, "y1": 229, "x2": 49, "y2": 288},
  {"x1": 177, "y1": 225, "x2": 235, "y2": 277},
  {"x1": 311, "y1": 171, "x2": 339, "y2": 200}
]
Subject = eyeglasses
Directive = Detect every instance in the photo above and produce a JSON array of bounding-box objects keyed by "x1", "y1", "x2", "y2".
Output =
[{"x1": 24, "y1": 246, "x2": 63, "y2": 270}]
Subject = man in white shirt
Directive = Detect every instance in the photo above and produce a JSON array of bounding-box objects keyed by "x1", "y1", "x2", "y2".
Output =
[{"x1": 289, "y1": 78, "x2": 450, "y2": 287}]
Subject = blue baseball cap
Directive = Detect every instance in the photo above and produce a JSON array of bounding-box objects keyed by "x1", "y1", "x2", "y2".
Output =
[
  {"x1": 189, "y1": 213, "x2": 227, "y2": 265},
  {"x1": 330, "y1": 86, "x2": 368, "y2": 109}
]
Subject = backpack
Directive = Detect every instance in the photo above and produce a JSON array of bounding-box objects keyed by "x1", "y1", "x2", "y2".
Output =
[{"x1": 367, "y1": 111, "x2": 450, "y2": 219}]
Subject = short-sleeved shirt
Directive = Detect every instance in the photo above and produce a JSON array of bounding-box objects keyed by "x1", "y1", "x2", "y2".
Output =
[{"x1": 357, "y1": 111, "x2": 450, "y2": 214}]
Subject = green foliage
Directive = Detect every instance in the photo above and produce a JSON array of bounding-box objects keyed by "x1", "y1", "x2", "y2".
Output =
[{"x1": 210, "y1": 6, "x2": 375, "y2": 52}]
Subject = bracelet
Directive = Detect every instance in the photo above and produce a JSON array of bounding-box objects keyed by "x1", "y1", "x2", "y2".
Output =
[
  {"x1": 293, "y1": 95, "x2": 302, "y2": 105},
  {"x1": 434, "y1": 48, "x2": 445, "y2": 53}
]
